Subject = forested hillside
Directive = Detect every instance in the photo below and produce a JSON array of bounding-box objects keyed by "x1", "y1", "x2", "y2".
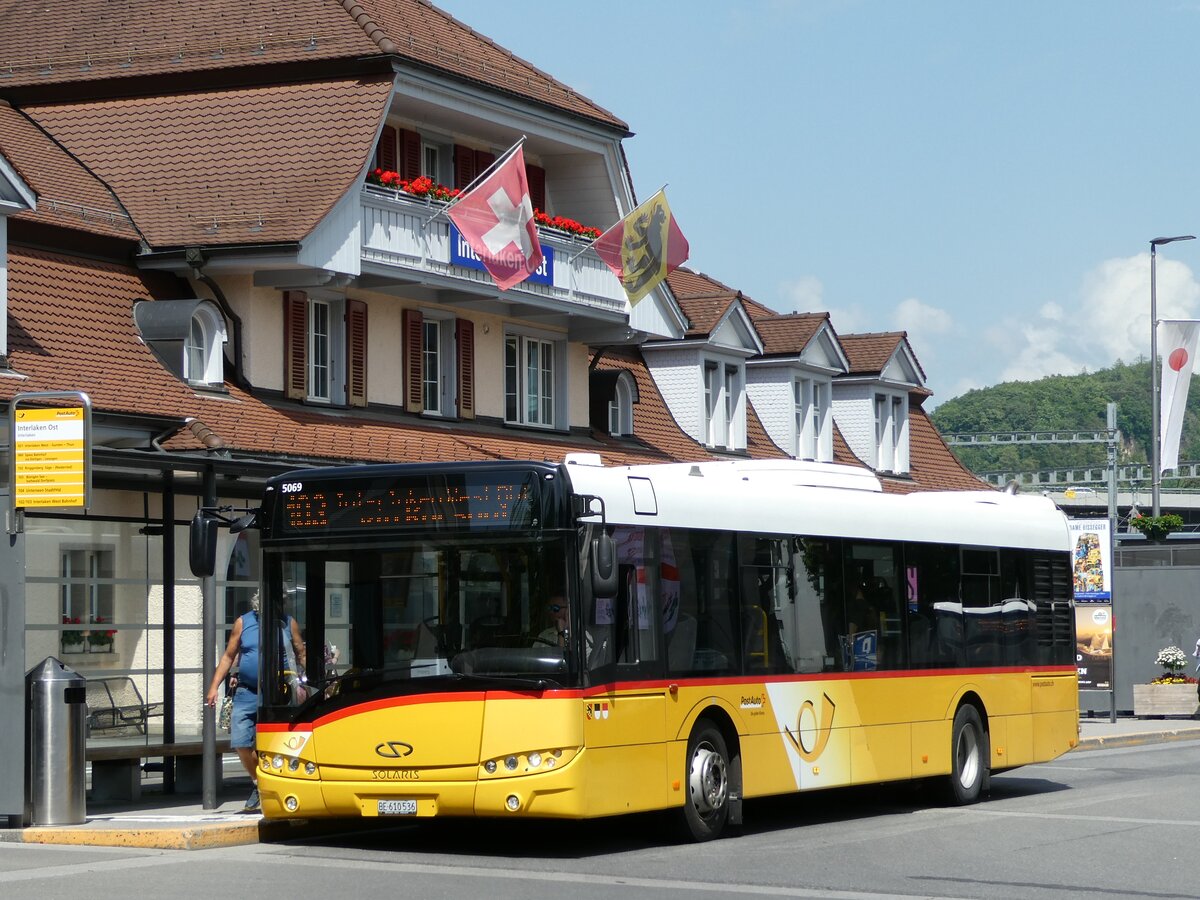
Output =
[{"x1": 929, "y1": 360, "x2": 1200, "y2": 475}]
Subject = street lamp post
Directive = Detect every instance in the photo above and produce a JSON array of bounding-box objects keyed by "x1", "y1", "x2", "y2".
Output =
[{"x1": 1150, "y1": 234, "x2": 1195, "y2": 516}]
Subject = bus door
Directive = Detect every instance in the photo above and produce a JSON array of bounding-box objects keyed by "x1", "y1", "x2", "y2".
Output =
[{"x1": 582, "y1": 524, "x2": 667, "y2": 814}]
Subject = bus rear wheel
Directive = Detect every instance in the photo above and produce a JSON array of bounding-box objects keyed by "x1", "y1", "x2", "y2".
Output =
[
  {"x1": 679, "y1": 722, "x2": 730, "y2": 842},
  {"x1": 946, "y1": 704, "x2": 987, "y2": 805}
]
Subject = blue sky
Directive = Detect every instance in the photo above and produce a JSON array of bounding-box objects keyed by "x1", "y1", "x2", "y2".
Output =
[{"x1": 436, "y1": 1, "x2": 1200, "y2": 406}]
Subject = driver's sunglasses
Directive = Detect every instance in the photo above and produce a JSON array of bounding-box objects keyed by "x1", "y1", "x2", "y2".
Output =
[{"x1": 547, "y1": 604, "x2": 564, "y2": 613}]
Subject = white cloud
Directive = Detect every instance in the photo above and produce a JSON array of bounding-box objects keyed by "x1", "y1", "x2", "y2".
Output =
[
  {"x1": 779, "y1": 275, "x2": 824, "y2": 313},
  {"x1": 996, "y1": 253, "x2": 1200, "y2": 383},
  {"x1": 891, "y1": 297, "x2": 953, "y2": 365}
]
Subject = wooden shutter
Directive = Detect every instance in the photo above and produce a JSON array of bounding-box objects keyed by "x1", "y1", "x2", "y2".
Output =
[
  {"x1": 375, "y1": 125, "x2": 397, "y2": 172},
  {"x1": 456, "y1": 318, "x2": 475, "y2": 420},
  {"x1": 526, "y1": 163, "x2": 546, "y2": 212},
  {"x1": 400, "y1": 128, "x2": 422, "y2": 180},
  {"x1": 453, "y1": 144, "x2": 476, "y2": 189},
  {"x1": 403, "y1": 308, "x2": 424, "y2": 414},
  {"x1": 474, "y1": 149, "x2": 495, "y2": 180},
  {"x1": 346, "y1": 299, "x2": 368, "y2": 407},
  {"x1": 283, "y1": 291, "x2": 308, "y2": 400}
]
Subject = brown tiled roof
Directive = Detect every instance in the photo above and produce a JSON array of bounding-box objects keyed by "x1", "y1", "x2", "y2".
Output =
[
  {"x1": 753, "y1": 313, "x2": 829, "y2": 357},
  {"x1": 23, "y1": 76, "x2": 393, "y2": 248},
  {"x1": 0, "y1": 105, "x2": 136, "y2": 240},
  {"x1": 840, "y1": 331, "x2": 928, "y2": 382},
  {"x1": 905, "y1": 404, "x2": 991, "y2": 492},
  {"x1": 839, "y1": 331, "x2": 904, "y2": 375},
  {"x1": 588, "y1": 348, "x2": 712, "y2": 462},
  {"x1": 0, "y1": 1, "x2": 625, "y2": 130},
  {"x1": 739, "y1": 294, "x2": 780, "y2": 321},
  {"x1": 0, "y1": 1, "x2": 378, "y2": 90},
  {"x1": 666, "y1": 267, "x2": 735, "y2": 299},
  {"x1": 2, "y1": 244, "x2": 695, "y2": 468},
  {"x1": 361, "y1": 1, "x2": 625, "y2": 129},
  {"x1": 2, "y1": 247, "x2": 203, "y2": 413},
  {"x1": 676, "y1": 295, "x2": 738, "y2": 339}
]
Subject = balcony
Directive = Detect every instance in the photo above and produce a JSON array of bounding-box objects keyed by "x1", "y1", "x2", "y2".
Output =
[{"x1": 359, "y1": 186, "x2": 628, "y2": 332}]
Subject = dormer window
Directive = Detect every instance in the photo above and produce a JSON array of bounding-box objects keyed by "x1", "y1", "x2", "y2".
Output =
[
  {"x1": 793, "y1": 377, "x2": 830, "y2": 461},
  {"x1": 589, "y1": 367, "x2": 639, "y2": 437},
  {"x1": 873, "y1": 391, "x2": 909, "y2": 473},
  {"x1": 184, "y1": 303, "x2": 227, "y2": 386},
  {"x1": 703, "y1": 358, "x2": 744, "y2": 450},
  {"x1": 133, "y1": 297, "x2": 229, "y2": 390}
]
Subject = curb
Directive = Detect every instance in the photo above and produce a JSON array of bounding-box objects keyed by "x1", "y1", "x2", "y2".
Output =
[
  {"x1": 0, "y1": 817, "x2": 262, "y2": 851},
  {"x1": 1074, "y1": 728, "x2": 1200, "y2": 752}
]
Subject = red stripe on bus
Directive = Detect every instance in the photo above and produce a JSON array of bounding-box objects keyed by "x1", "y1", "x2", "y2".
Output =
[{"x1": 259, "y1": 666, "x2": 1074, "y2": 729}]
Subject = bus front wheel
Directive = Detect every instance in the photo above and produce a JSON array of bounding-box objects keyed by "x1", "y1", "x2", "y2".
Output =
[
  {"x1": 946, "y1": 704, "x2": 987, "y2": 805},
  {"x1": 679, "y1": 721, "x2": 730, "y2": 841}
]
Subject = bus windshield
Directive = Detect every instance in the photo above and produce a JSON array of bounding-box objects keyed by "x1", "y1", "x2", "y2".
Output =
[{"x1": 260, "y1": 533, "x2": 576, "y2": 713}]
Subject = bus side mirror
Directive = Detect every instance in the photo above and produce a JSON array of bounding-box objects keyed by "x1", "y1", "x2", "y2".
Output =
[
  {"x1": 591, "y1": 532, "x2": 618, "y2": 598},
  {"x1": 189, "y1": 511, "x2": 219, "y2": 577}
]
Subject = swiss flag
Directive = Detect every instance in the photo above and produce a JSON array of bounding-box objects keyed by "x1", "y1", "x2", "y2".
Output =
[
  {"x1": 1158, "y1": 319, "x2": 1200, "y2": 473},
  {"x1": 447, "y1": 145, "x2": 543, "y2": 291}
]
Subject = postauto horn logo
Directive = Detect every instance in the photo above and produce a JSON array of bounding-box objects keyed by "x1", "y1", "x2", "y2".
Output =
[
  {"x1": 375, "y1": 740, "x2": 415, "y2": 758},
  {"x1": 784, "y1": 693, "x2": 836, "y2": 763}
]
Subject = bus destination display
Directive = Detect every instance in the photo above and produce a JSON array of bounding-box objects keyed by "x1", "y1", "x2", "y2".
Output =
[{"x1": 278, "y1": 474, "x2": 539, "y2": 533}]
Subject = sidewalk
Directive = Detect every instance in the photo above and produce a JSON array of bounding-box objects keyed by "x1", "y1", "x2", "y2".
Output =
[{"x1": 4, "y1": 716, "x2": 1199, "y2": 851}]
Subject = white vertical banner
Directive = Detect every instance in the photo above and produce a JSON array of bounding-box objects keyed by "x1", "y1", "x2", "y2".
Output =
[{"x1": 1158, "y1": 318, "x2": 1200, "y2": 474}]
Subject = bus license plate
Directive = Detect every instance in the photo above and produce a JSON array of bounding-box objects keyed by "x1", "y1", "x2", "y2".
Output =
[{"x1": 377, "y1": 799, "x2": 417, "y2": 816}]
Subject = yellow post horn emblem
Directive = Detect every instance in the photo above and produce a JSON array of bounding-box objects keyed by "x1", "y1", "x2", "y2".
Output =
[{"x1": 785, "y1": 693, "x2": 836, "y2": 762}]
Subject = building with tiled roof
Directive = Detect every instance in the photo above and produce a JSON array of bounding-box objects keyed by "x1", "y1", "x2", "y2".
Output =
[{"x1": 0, "y1": 1, "x2": 991, "y2": 820}]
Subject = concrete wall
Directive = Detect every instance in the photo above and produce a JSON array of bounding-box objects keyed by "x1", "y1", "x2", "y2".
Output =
[{"x1": 1086, "y1": 539, "x2": 1200, "y2": 715}]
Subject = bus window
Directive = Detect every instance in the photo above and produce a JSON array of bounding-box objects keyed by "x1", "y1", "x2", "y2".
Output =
[
  {"x1": 904, "y1": 543, "x2": 963, "y2": 669},
  {"x1": 737, "y1": 535, "x2": 793, "y2": 675},
  {"x1": 612, "y1": 525, "x2": 663, "y2": 672},
  {"x1": 792, "y1": 538, "x2": 840, "y2": 672},
  {"x1": 843, "y1": 543, "x2": 903, "y2": 671},
  {"x1": 1000, "y1": 549, "x2": 1036, "y2": 665},
  {"x1": 667, "y1": 529, "x2": 737, "y2": 675},
  {"x1": 962, "y1": 547, "x2": 1002, "y2": 667}
]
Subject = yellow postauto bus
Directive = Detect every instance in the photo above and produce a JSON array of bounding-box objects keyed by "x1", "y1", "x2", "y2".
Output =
[{"x1": 232, "y1": 456, "x2": 1076, "y2": 841}]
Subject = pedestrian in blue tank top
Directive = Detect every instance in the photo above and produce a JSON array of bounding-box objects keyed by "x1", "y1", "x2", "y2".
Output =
[{"x1": 206, "y1": 592, "x2": 306, "y2": 813}]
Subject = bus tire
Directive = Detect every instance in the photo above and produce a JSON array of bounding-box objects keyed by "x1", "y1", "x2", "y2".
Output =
[
  {"x1": 946, "y1": 704, "x2": 987, "y2": 805},
  {"x1": 679, "y1": 721, "x2": 730, "y2": 842}
]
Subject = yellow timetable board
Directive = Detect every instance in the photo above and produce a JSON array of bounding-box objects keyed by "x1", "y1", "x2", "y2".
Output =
[{"x1": 14, "y1": 407, "x2": 86, "y2": 507}]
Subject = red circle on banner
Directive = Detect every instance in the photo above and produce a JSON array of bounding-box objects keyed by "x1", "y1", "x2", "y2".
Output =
[{"x1": 1169, "y1": 348, "x2": 1189, "y2": 371}]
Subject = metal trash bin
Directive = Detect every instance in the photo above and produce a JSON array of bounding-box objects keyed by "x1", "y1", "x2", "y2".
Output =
[{"x1": 24, "y1": 657, "x2": 87, "y2": 826}]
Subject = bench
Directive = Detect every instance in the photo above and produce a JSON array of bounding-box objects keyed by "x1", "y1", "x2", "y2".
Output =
[
  {"x1": 86, "y1": 739, "x2": 231, "y2": 804},
  {"x1": 85, "y1": 677, "x2": 164, "y2": 735}
]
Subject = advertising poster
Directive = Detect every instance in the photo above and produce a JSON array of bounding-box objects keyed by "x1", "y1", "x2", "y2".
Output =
[
  {"x1": 1076, "y1": 604, "x2": 1112, "y2": 691},
  {"x1": 1068, "y1": 518, "x2": 1111, "y2": 601}
]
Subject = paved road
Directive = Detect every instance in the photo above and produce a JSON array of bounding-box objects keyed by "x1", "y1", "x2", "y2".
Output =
[{"x1": 2, "y1": 738, "x2": 1198, "y2": 899}]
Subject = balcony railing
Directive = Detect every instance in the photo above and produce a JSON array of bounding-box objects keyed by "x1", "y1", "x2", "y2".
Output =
[{"x1": 360, "y1": 186, "x2": 626, "y2": 317}]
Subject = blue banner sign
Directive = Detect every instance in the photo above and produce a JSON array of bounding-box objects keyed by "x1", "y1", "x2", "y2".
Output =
[{"x1": 450, "y1": 224, "x2": 553, "y2": 286}]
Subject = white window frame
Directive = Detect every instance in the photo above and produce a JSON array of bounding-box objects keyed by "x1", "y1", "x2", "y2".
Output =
[
  {"x1": 609, "y1": 375, "x2": 634, "y2": 436},
  {"x1": 183, "y1": 302, "x2": 226, "y2": 386},
  {"x1": 702, "y1": 358, "x2": 744, "y2": 450},
  {"x1": 417, "y1": 310, "x2": 458, "y2": 417},
  {"x1": 873, "y1": 390, "x2": 909, "y2": 473},
  {"x1": 307, "y1": 297, "x2": 345, "y2": 404},
  {"x1": 504, "y1": 331, "x2": 562, "y2": 428},
  {"x1": 793, "y1": 377, "x2": 830, "y2": 461}
]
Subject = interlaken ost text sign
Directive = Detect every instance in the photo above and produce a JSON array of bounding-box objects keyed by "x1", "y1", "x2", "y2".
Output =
[{"x1": 12, "y1": 395, "x2": 91, "y2": 509}]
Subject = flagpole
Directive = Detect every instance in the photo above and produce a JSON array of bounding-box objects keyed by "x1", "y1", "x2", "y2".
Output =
[
  {"x1": 568, "y1": 184, "x2": 669, "y2": 264},
  {"x1": 421, "y1": 136, "x2": 527, "y2": 228}
]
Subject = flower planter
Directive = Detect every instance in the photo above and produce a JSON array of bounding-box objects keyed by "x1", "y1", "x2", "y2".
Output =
[{"x1": 1133, "y1": 682, "x2": 1200, "y2": 718}]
